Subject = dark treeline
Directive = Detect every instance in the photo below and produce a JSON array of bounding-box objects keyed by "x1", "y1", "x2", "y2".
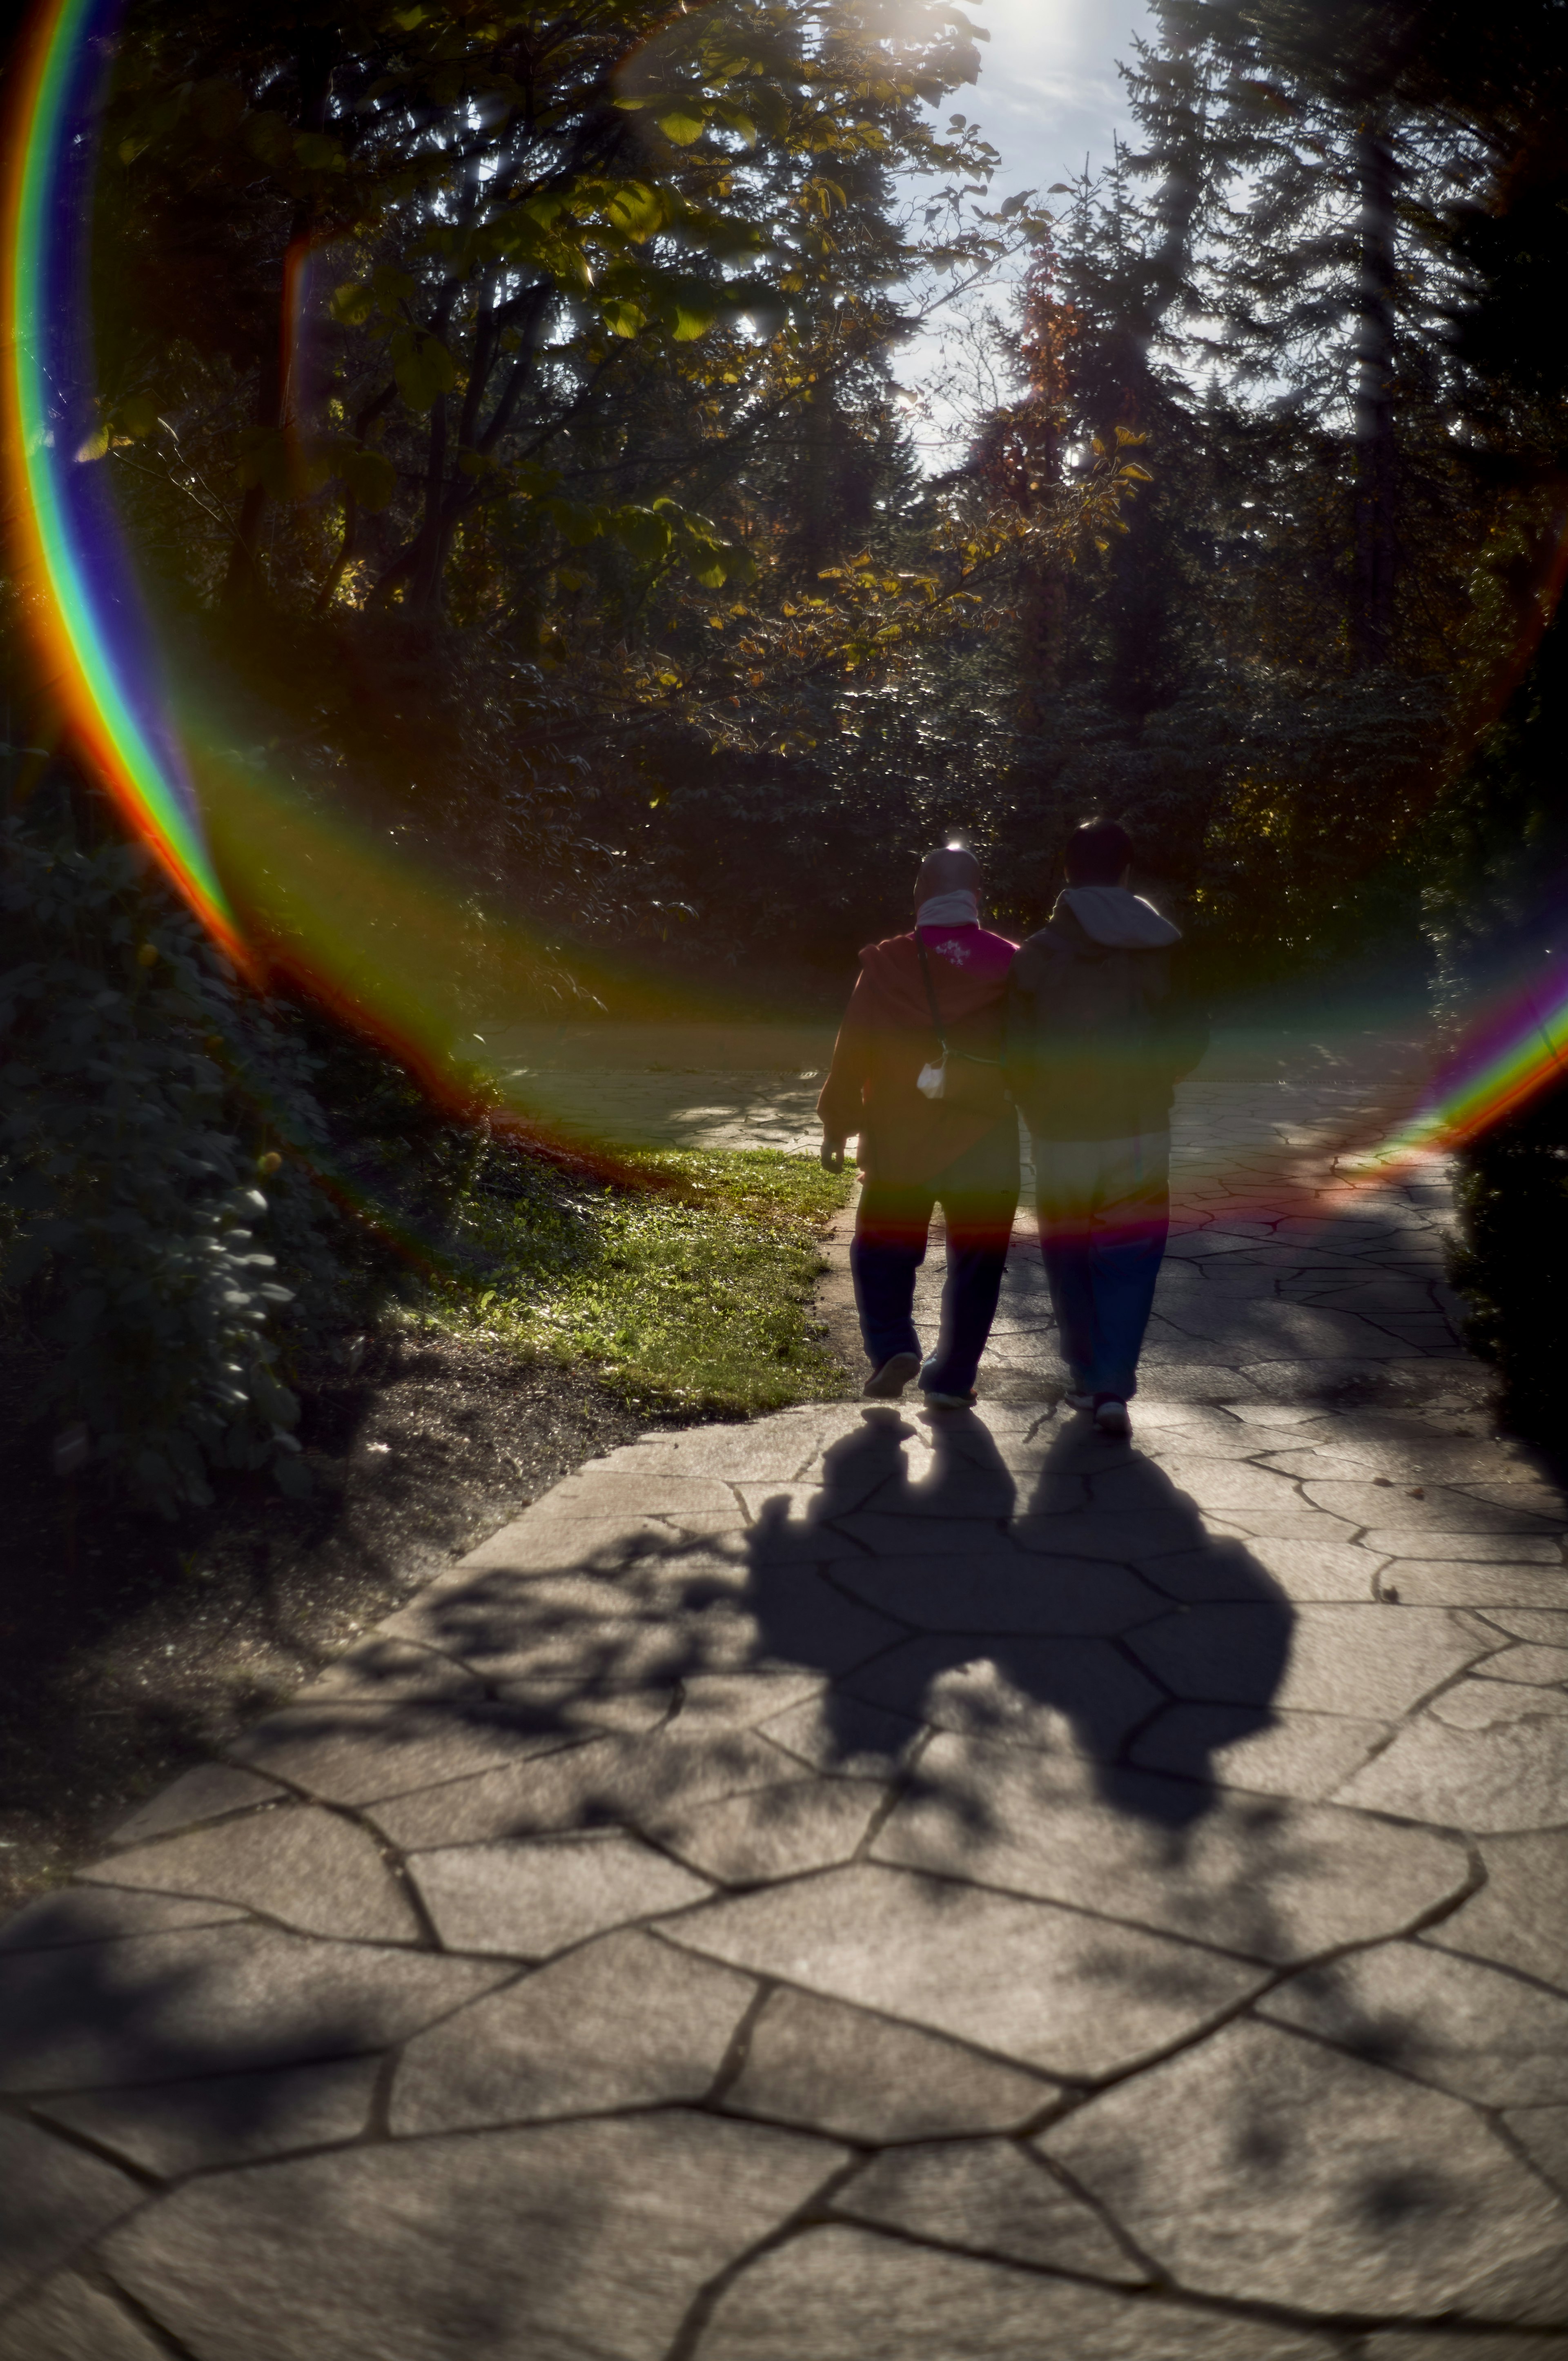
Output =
[{"x1": 3, "y1": 0, "x2": 1567, "y2": 1497}]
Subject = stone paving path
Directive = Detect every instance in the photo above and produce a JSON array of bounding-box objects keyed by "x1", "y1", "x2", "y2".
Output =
[{"x1": 4, "y1": 1026, "x2": 1568, "y2": 2359}]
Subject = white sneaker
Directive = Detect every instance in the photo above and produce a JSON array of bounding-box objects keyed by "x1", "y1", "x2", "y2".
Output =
[
  {"x1": 1094, "y1": 1397, "x2": 1131, "y2": 1438},
  {"x1": 1064, "y1": 1390, "x2": 1094, "y2": 1413}
]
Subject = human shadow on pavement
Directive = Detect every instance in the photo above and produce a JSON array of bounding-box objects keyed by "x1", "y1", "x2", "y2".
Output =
[{"x1": 741, "y1": 1405, "x2": 1296, "y2": 1836}]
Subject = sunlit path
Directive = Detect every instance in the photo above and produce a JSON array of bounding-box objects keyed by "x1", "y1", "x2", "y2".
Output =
[{"x1": 2, "y1": 1027, "x2": 1566, "y2": 2360}]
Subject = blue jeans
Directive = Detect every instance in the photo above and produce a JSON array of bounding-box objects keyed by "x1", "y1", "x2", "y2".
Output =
[
  {"x1": 852, "y1": 1120, "x2": 1020, "y2": 1394},
  {"x1": 1033, "y1": 1132, "x2": 1170, "y2": 1401}
]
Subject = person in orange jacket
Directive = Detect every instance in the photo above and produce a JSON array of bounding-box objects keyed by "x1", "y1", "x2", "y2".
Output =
[{"x1": 817, "y1": 844, "x2": 1019, "y2": 1408}]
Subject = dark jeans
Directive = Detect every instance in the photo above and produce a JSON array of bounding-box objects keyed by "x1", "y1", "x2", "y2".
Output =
[
  {"x1": 852, "y1": 1120, "x2": 1020, "y2": 1394},
  {"x1": 1033, "y1": 1131, "x2": 1170, "y2": 1401}
]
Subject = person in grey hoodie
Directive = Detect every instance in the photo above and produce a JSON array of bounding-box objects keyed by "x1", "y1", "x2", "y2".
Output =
[{"x1": 1005, "y1": 819, "x2": 1208, "y2": 1437}]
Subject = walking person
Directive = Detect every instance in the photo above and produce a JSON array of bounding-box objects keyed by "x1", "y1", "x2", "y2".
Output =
[
  {"x1": 818, "y1": 844, "x2": 1019, "y2": 1409},
  {"x1": 1006, "y1": 819, "x2": 1207, "y2": 1438}
]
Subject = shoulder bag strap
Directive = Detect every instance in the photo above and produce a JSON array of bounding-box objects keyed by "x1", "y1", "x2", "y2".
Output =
[{"x1": 914, "y1": 933, "x2": 947, "y2": 1053}]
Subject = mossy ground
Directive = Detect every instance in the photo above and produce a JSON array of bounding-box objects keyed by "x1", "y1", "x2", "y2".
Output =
[{"x1": 425, "y1": 1147, "x2": 856, "y2": 1416}]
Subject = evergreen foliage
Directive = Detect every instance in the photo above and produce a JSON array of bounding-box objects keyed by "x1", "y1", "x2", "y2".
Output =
[{"x1": 4, "y1": 0, "x2": 1568, "y2": 1483}]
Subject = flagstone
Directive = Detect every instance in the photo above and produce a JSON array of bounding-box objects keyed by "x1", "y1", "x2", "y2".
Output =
[
  {"x1": 1262, "y1": 1939, "x2": 1568, "y2": 2105},
  {"x1": 826, "y1": 1552, "x2": 1165, "y2": 1634},
  {"x1": 221, "y1": 1700, "x2": 611, "y2": 1806},
  {"x1": 104, "y1": 2112, "x2": 843, "y2": 2361},
  {"x1": 4, "y1": 1049, "x2": 1563, "y2": 2349},
  {"x1": 649, "y1": 1774, "x2": 888, "y2": 1883},
  {"x1": 80, "y1": 1806, "x2": 421, "y2": 1945},
  {"x1": 369, "y1": 1724, "x2": 800, "y2": 1848},
  {"x1": 690, "y1": 2226, "x2": 1342, "y2": 2360},
  {"x1": 0, "y1": 2120, "x2": 144, "y2": 2308},
  {"x1": 838, "y1": 1635, "x2": 1165, "y2": 1758},
  {"x1": 1127, "y1": 1600, "x2": 1483, "y2": 1718},
  {"x1": 0, "y1": 1924, "x2": 509, "y2": 2093},
  {"x1": 1129, "y1": 1702, "x2": 1389, "y2": 1798},
  {"x1": 1421, "y1": 1830, "x2": 1568, "y2": 1988},
  {"x1": 1336, "y1": 1711, "x2": 1568, "y2": 1831},
  {"x1": 872, "y1": 1732, "x2": 1469, "y2": 1962},
  {"x1": 834, "y1": 2138, "x2": 1145, "y2": 2281},
  {"x1": 719, "y1": 1985, "x2": 1049, "y2": 2140},
  {"x1": 1039, "y1": 2018, "x2": 1568, "y2": 2315},
  {"x1": 405, "y1": 1831, "x2": 713, "y2": 1956},
  {"x1": 664, "y1": 1861, "x2": 1265, "y2": 2077},
  {"x1": 0, "y1": 2273, "x2": 167, "y2": 2361},
  {"x1": 34, "y1": 2054, "x2": 381, "y2": 2178},
  {"x1": 1429, "y1": 1679, "x2": 1568, "y2": 1728},
  {"x1": 107, "y1": 1763, "x2": 286, "y2": 1849},
  {"x1": 0, "y1": 1886, "x2": 245, "y2": 1953},
  {"x1": 390, "y1": 1929, "x2": 754, "y2": 2131}
]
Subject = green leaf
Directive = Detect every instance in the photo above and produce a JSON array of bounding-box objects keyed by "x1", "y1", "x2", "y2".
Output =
[
  {"x1": 601, "y1": 298, "x2": 647, "y2": 339},
  {"x1": 605, "y1": 181, "x2": 666, "y2": 242},
  {"x1": 656, "y1": 104, "x2": 708, "y2": 145},
  {"x1": 340, "y1": 446, "x2": 399, "y2": 510},
  {"x1": 392, "y1": 331, "x2": 458, "y2": 412},
  {"x1": 294, "y1": 131, "x2": 344, "y2": 172},
  {"x1": 331, "y1": 280, "x2": 377, "y2": 326}
]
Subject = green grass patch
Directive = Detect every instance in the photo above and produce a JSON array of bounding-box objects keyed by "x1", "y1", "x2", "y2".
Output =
[{"x1": 423, "y1": 1147, "x2": 856, "y2": 1417}]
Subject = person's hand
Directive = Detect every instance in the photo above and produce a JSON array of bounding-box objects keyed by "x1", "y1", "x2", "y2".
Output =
[{"x1": 820, "y1": 1134, "x2": 848, "y2": 1174}]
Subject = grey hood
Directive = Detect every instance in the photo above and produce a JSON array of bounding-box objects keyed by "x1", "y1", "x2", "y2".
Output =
[{"x1": 1056, "y1": 886, "x2": 1181, "y2": 949}]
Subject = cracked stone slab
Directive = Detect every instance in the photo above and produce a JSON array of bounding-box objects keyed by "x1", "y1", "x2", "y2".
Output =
[
  {"x1": 1423, "y1": 1831, "x2": 1568, "y2": 1989},
  {"x1": 1335, "y1": 1713, "x2": 1568, "y2": 1832},
  {"x1": 1140, "y1": 1535, "x2": 1378, "y2": 1603},
  {"x1": 1363, "y1": 1530, "x2": 1564, "y2": 1562},
  {"x1": 0, "y1": 2118, "x2": 145, "y2": 2308},
  {"x1": 1429, "y1": 1678, "x2": 1568, "y2": 1729},
  {"x1": 690, "y1": 2224, "x2": 1342, "y2": 2360},
  {"x1": 1507, "y1": 2107, "x2": 1568, "y2": 2200},
  {"x1": 80, "y1": 1806, "x2": 421, "y2": 1944},
  {"x1": 873, "y1": 1731, "x2": 1470, "y2": 1962},
  {"x1": 390, "y1": 1927, "x2": 753, "y2": 2132},
  {"x1": 840, "y1": 1634, "x2": 1166, "y2": 1759},
  {"x1": 368, "y1": 1724, "x2": 795, "y2": 1849},
  {"x1": 1040, "y1": 2016, "x2": 1568, "y2": 2316},
  {"x1": 221, "y1": 1700, "x2": 614, "y2": 1806},
  {"x1": 299, "y1": 1637, "x2": 488, "y2": 1704},
  {"x1": 826, "y1": 1552, "x2": 1166, "y2": 1635},
  {"x1": 0, "y1": 1923, "x2": 509, "y2": 2093},
  {"x1": 755, "y1": 1690, "x2": 926, "y2": 1776},
  {"x1": 719, "y1": 1985, "x2": 1050, "y2": 2140},
  {"x1": 1263, "y1": 1942, "x2": 1568, "y2": 2108},
  {"x1": 1129, "y1": 1703, "x2": 1390, "y2": 1799},
  {"x1": 834, "y1": 2139, "x2": 1145, "y2": 2281},
  {"x1": 0, "y1": 2273, "x2": 168, "y2": 2361},
  {"x1": 107, "y1": 1764, "x2": 286, "y2": 1849},
  {"x1": 649, "y1": 1774, "x2": 888, "y2": 1884},
  {"x1": 405, "y1": 1831, "x2": 713, "y2": 1956},
  {"x1": 0, "y1": 1886, "x2": 245, "y2": 1953},
  {"x1": 662, "y1": 1860, "x2": 1263, "y2": 2079},
  {"x1": 1128, "y1": 1601, "x2": 1484, "y2": 1718},
  {"x1": 1363, "y1": 2338, "x2": 1568, "y2": 2360},
  {"x1": 1384, "y1": 1561, "x2": 1568, "y2": 1608},
  {"x1": 33, "y1": 2055, "x2": 381, "y2": 2179},
  {"x1": 103, "y1": 2111, "x2": 844, "y2": 2361}
]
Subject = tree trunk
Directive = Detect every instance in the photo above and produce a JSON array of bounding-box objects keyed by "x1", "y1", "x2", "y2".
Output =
[
  {"x1": 222, "y1": 33, "x2": 335, "y2": 609},
  {"x1": 1351, "y1": 116, "x2": 1398, "y2": 667}
]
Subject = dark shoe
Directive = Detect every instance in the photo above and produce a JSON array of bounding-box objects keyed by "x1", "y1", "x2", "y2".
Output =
[
  {"x1": 1094, "y1": 1395, "x2": 1131, "y2": 1438},
  {"x1": 922, "y1": 1385, "x2": 978, "y2": 1410},
  {"x1": 863, "y1": 1351, "x2": 920, "y2": 1400}
]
